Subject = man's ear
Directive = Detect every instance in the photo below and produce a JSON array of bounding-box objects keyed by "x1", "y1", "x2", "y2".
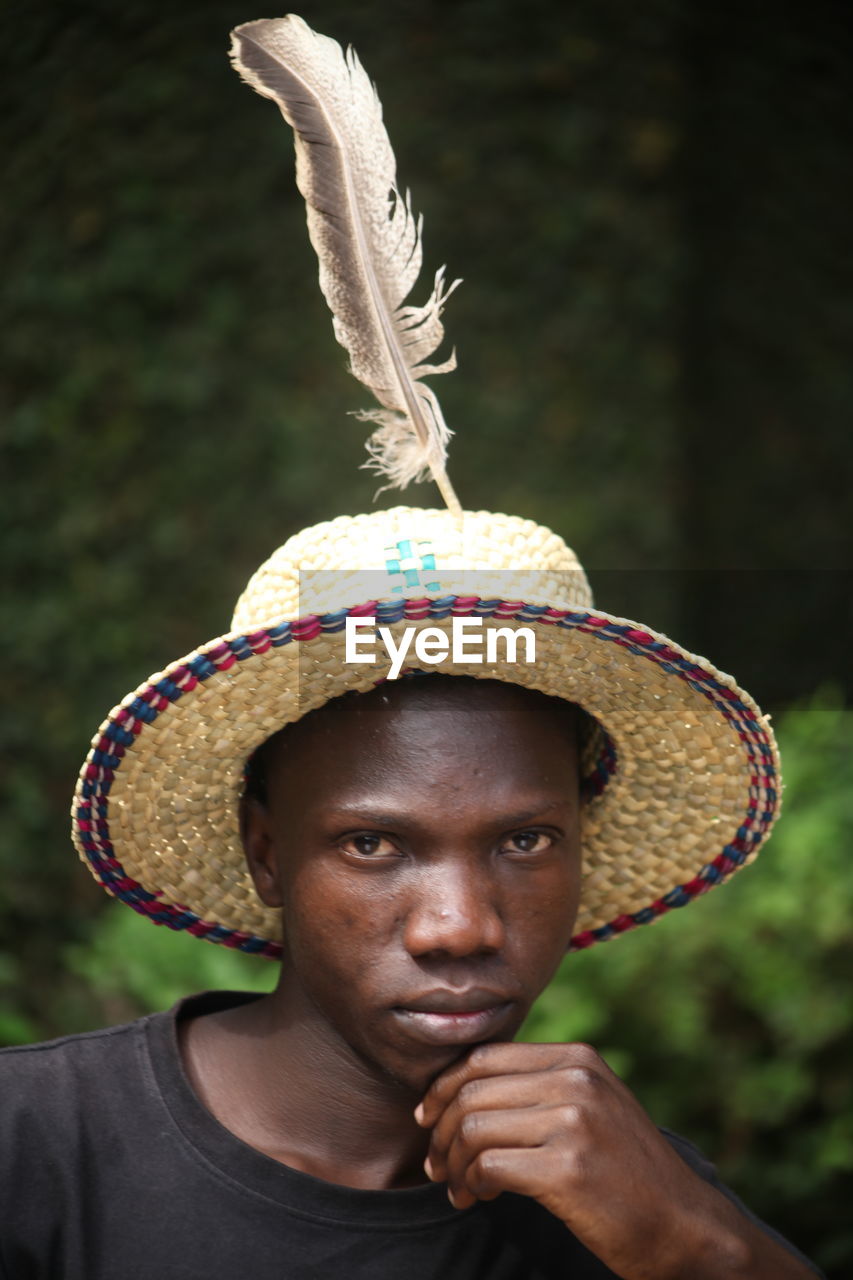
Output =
[{"x1": 240, "y1": 796, "x2": 283, "y2": 908}]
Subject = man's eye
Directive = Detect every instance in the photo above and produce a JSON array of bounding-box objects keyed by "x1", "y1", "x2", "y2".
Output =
[
  {"x1": 340, "y1": 833, "x2": 398, "y2": 858},
  {"x1": 502, "y1": 830, "x2": 553, "y2": 855}
]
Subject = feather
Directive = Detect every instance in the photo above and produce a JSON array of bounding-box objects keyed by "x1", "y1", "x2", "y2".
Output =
[{"x1": 230, "y1": 15, "x2": 462, "y2": 514}]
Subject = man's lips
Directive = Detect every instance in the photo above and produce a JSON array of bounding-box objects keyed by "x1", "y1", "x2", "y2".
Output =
[
  {"x1": 399, "y1": 987, "x2": 515, "y2": 1013},
  {"x1": 392, "y1": 989, "x2": 516, "y2": 1046}
]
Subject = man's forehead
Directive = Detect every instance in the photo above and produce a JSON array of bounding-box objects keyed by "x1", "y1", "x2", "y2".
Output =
[
  {"x1": 248, "y1": 675, "x2": 579, "y2": 811},
  {"x1": 241, "y1": 676, "x2": 585, "y2": 819}
]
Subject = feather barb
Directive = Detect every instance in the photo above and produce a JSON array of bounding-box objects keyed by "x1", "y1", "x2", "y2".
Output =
[{"x1": 230, "y1": 15, "x2": 462, "y2": 515}]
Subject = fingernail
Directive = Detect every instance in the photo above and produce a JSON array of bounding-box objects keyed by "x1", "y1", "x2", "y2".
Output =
[
  {"x1": 414, "y1": 1103, "x2": 425, "y2": 1125},
  {"x1": 447, "y1": 1188, "x2": 458, "y2": 1207},
  {"x1": 424, "y1": 1155, "x2": 434, "y2": 1179}
]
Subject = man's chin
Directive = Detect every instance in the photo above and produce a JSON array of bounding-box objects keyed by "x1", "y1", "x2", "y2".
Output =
[
  {"x1": 380, "y1": 1032, "x2": 521, "y2": 1097},
  {"x1": 350, "y1": 1006, "x2": 528, "y2": 1096}
]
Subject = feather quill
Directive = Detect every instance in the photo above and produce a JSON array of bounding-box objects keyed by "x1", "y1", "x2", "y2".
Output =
[{"x1": 230, "y1": 15, "x2": 462, "y2": 514}]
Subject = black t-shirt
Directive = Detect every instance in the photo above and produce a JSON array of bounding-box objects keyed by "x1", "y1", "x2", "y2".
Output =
[{"x1": 0, "y1": 990, "x2": 821, "y2": 1279}]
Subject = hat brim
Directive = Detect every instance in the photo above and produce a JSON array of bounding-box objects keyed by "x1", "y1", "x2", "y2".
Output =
[{"x1": 72, "y1": 595, "x2": 779, "y2": 955}]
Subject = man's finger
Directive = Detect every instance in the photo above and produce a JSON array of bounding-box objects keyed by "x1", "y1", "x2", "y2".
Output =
[
  {"x1": 452, "y1": 1145, "x2": 557, "y2": 1209},
  {"x1": 438, "y1": 1104, "x2": 556, "y2": 1196},
  {"x1": 417, "y1": 1041, "x2": 611, "y2": 1128},
  {"x1": 416, "y1": 1041, "x2": 580, "y2": 1127},
  {"x1": 426, "y1": 1070, "x2": 562, "y2": 1177}
]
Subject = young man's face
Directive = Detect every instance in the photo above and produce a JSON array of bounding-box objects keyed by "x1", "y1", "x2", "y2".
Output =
[{"x1": 243, "y1": 678, "x2": 583, "y2": 1094}]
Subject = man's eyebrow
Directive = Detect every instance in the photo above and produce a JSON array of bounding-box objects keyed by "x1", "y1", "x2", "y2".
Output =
[
  {"x1": 321, "y1": 807, "x2": 415, "y2": 830},
  {"x1": 320, "y1": 799, "x2": 575, "y2": 830},
  {"x1": 484, "y1": 801, "x2": 575, "y2": 828}
]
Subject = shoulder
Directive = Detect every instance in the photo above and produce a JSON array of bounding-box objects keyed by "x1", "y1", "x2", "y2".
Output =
[
  {"x1": 0, "y1": 1016, "x2": 149, "y2": 1083},
  {"x1": 658, "y1": 1127, "x2": 825, "y2": 1277},
  {"x1": 0, "y1": 1014, "x2": 162, "y2": 1151},
  {"x1": 658, "y1": 1126, "x2": 718, "y2": 1179},
  {"x1": 0, "y1": 990, "x2": 258, "y2": 1128}
]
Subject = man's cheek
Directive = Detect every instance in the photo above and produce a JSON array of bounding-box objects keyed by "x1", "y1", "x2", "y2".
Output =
[{"x1": 289, "y1": 904, "x2": 393, "y2": 971}]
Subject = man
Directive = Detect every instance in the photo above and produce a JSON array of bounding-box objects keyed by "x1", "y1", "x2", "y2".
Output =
[
  {"x1": 0, "y1": 524, "x2": 824, "y2": 1276},
  {"x1": 0, "y1": 16, "x2": 824, "y2": 1277}
]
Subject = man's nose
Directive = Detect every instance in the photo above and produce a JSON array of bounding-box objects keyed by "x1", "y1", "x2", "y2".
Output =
[{"x1": 402, "y1": 864, "x2": 505, "y2": 958}]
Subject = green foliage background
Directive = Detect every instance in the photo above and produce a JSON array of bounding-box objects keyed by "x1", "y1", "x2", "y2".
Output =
[{"x1": 2, "y1": 0, "x2": 851, "y2": 1274}]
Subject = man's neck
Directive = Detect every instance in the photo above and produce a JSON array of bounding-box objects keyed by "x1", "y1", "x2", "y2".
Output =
[{"x1": 178, "y1": 986, "x2": 431, "y2": 1191}]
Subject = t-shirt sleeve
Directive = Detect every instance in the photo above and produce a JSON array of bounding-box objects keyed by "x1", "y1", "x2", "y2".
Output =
[{"x1": 660, "y1": 1127, "x2": 825, "y2": 1277}]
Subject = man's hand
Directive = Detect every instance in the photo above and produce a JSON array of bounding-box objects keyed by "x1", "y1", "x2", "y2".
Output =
[{"x1": 415, "y1": 1042, "x2": 816, "y2": 1280}]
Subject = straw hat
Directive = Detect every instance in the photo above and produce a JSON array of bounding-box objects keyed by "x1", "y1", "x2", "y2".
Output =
[{"x1": 72, "y1": 505, "x2": 779, "y2": 955}]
